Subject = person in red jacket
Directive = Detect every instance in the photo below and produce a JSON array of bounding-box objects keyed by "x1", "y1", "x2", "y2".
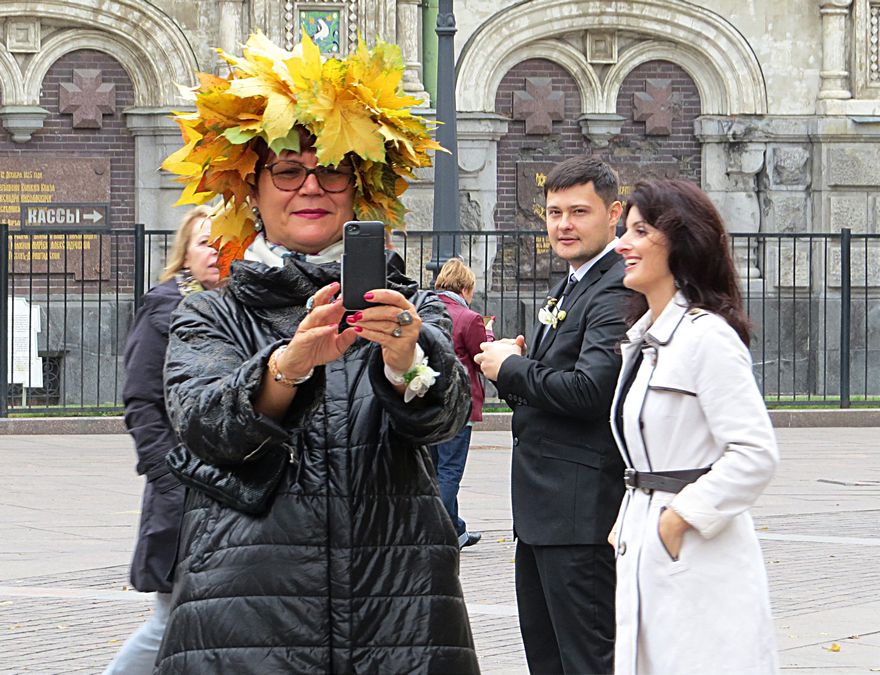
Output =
[{"x1": 432, "y1": 258, "x2": 493, "y2": 549}]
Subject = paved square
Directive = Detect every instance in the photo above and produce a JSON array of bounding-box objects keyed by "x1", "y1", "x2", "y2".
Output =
[{"x1": 1, "y1": 428, "x2": 879, "y2": 673}]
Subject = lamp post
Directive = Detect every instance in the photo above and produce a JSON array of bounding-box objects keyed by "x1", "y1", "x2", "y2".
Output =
[{"x1": 428, "y1": 0, "x2": 459, "y2": 278}]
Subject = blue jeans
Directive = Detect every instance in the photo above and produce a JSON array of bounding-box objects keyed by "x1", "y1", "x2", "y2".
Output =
[
  {"x1": 103, "y1": 592, "x2": 171, "y2": 675},
  {"x1": 430, "y1": 425, "x2": 472, "y2": 537}
]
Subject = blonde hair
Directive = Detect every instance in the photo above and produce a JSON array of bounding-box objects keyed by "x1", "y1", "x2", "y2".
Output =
[
  {"x1": 160, "y1": 205, "x2": 213, "y2": 282},
  {"x1": 435, "y1": 258, "x2": 475, "y2": 295}
]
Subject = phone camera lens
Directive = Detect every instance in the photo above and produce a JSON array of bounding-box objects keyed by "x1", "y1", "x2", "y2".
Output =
[{"x1": 347, "y1": 224, "x2": 360, "y2": 234}]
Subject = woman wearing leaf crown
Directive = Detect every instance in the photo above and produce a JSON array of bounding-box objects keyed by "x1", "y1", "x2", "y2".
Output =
[{"x1": 154, "y1": 33, "x2": 479, "y2": 673}]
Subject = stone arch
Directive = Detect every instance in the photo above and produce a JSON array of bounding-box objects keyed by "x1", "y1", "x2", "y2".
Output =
[
  {"x1": 25, "y1": 31, "x2": 159, "y2": 108},
  {"x1": 484, "y1": 39, "x2": 601, "y2": 114},
  {"x1": 1, "y1": 0, "x2": 198, "y2": 106},
  {"x1": 603, "y1": 41, "x2": 724, "y2": 114},
  {"x1": 457, "y1": 0, "x2": 767, "y2": 114},
  {"x1": 0, "y1": 45, "x2": 25, "y2": 104}
]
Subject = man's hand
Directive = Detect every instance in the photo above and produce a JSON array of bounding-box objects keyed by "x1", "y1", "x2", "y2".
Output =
[{"x1": 475, "y1": 335, "x2": 526, "y2": 381}]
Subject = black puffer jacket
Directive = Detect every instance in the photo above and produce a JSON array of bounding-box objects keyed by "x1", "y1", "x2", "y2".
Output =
[{"x1": 155, "y1": 257, "x2": 479, "y2": 674}]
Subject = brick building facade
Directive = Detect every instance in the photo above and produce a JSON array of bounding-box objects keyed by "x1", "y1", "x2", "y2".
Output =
[{"x1": 0, "y1": 0, "x2": 879, "y2": 407}]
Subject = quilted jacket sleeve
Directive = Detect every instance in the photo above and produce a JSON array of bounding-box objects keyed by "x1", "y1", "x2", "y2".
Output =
[
  {"x1": 368, "y1": 290, "x2": 471, "y2": 446},
  {"x1": 164, "y1": 292, "x2": 291, "y2": 466}
]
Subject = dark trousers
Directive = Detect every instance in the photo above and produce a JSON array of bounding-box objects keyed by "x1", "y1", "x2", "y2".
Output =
[
  {"x1": 430, "y1": 425, "x2": 472, "y2": 536},
  {"x1": 515, "y1": 540, "x2": 615, "y2": 675}
]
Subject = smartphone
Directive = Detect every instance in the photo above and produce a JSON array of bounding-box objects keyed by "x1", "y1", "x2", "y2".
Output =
[{"x1": 341, "y1": 220, "x2": 386, "y2": 310}]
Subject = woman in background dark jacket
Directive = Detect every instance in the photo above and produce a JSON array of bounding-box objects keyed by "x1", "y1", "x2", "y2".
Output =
[
  {"x1": 102, "y1": 206, "x2": 219, "y2": 675},
  {"x1": 432, "y1": 258, "x2": 493, "y2": 549}
]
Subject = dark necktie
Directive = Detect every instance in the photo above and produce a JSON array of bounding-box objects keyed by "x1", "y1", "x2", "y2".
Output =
[
  {"x1": 539, "y1": 274, "x2": 579, "y2": 346},
  {"x1": 558, "y1": 273, "x2": 578, "y2": 309}
]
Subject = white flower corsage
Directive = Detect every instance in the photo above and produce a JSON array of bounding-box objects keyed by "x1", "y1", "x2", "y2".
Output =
[
  {"x1": 402, "y1": 362, "x2": 441, "y2": 403},
  {"x1": 384, "y1": 344, "x2": 441, "y2": 403},
  {"x1": 538, "y1": 297, "x2": 567, "y2": 330}
]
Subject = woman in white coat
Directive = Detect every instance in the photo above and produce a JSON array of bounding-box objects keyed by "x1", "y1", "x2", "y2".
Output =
[{"x1": 609, "y1": 179, "x2": 779, "y2": 674}]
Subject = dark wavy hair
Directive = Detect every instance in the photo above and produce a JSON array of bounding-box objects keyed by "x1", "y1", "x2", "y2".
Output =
[{"x1": 623, "y1": 179, "x2": 751, "y2": 346}]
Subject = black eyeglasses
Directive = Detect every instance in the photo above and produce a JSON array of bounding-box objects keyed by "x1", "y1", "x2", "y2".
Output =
[{"x1": 264, "y1": 161, "x2": 354, "y2": 193}]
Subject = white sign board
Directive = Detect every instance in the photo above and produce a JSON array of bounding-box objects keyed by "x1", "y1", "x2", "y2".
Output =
[{"x1": 7, "y1": 297, "x2": 43, "y2": 388}]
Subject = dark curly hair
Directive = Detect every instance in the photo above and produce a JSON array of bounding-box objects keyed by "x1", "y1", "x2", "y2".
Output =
[{"x1": 623, "y1": 179, "x2": 751, "y2": 346}]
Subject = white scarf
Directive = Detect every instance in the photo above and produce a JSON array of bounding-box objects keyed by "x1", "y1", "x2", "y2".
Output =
[{"x1": 244, "y1": 233, "x2": 344, "y2": 268}]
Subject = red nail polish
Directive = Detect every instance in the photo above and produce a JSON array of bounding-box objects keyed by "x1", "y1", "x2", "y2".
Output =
[
  {"x1": 346, "y1": 315, "x2": 356, "y2": 323},
  {"x1": 353, "y1": 311, "x2": 363, "y2": 321},
  {"x1": 354, "y1": 326, "x2": 363, "y2": 333},
  {"x1": 364, "y1": 292, "x2": 374, "y2": 300}
]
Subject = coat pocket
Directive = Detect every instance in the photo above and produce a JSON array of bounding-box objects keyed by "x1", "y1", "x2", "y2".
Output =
[
  {"x1": 150, "y1": 470, "x2": 182, "y2": 495},
  {"x1": 656, "y1": 506, "x2": 689, "y2": 574},
  {"x1": 540, "y1": 440, "x2": 601, "y2": 468}
]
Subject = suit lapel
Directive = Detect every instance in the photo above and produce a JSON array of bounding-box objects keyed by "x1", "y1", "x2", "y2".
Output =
[
  {"x1": 532, "y1": 250, "x2": 619, "y2": 361},
  {"x1": 529, "y1": 276, "x2": 568, "y2": 359}
]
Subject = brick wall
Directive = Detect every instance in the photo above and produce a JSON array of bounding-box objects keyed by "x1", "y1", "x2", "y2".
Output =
[
  {"x1": 494, "y1": 59, "x2": 584, "y2": 232},
  {"x1": 0, "y1": 49, "x2": 137, "y2": 293},
  {"x1": 493, "y1": 58, "x2": 703, "y2": 231},
  {"x1": 612, "y1": 60, "x2": 702, "y2": 192}
]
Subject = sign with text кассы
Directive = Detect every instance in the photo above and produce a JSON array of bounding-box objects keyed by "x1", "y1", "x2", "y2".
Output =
[{"x1": 20, "y1": 203, "x2": 109, "y2": 232}]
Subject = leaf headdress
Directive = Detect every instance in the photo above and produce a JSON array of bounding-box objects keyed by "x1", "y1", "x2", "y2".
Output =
[{"x1": 162, "y1": 31, "x2": 443, "y2": 275}]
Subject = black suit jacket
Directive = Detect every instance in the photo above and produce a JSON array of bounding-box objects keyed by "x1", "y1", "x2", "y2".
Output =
[{"x1": 496, "y1": 249, "x2": 631, "y2": 545}]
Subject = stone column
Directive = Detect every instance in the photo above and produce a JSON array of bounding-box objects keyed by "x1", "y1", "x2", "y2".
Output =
[
  {"x1": 397, "y1": 0, "x2": 429, "y2": 105},
  {"x1": 218, "y1": 0, "x2": 245, "y2": 58},
  {"x1": 124, "y1": 108, "x2": 194, "y2": 230},
  {"x1": 818, "y1": 0, "x2": 853, "y2": 100},
  {"x1": 696, "y1": 116, "x2": 767, "y2": 287},
  {"x1": 126, "y1": 107, "x2": 200, "y2": 282}
]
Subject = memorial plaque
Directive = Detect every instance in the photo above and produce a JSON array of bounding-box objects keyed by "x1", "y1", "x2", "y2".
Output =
[
  {"x1": 0, "y1": 157, "x2": 112, "y2": 280},
  {"x1": 516, "y1": 161, "x2": 555, "y2": 226},
  {"x1": 616, "y1": 162, "x2": 690, "y2": 203},
  {"x1": 511, "y1": 161, "x2": 568, "y2": 282}
]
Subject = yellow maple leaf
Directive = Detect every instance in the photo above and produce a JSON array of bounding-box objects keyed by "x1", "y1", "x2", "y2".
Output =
[
  {"x1": 262, "y1": 91, "x2": 298, "y2": 144},
  {"x1": 174, "y1": 179, "x2": 215, "y2": 206},
  {"x1": 288, "y1": 32, "x2": 324, "y2": 92},
  {"x1": 210, "y1": 201, "x2": 258, "y2": 247},
  {"x1": 161, "y1": 141, "x2": 201, "y2": 178},
  {"x1": 313, "y1": 88, "x2": 385, "y2": 165}
]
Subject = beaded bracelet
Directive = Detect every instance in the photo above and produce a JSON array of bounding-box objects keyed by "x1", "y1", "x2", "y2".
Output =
[{"x1": 268, "y1": 346, "x2": 314, "y2": 388}]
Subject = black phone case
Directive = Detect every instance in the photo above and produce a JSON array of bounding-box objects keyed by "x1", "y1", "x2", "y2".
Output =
[{"x1": 341, "y1": 221, "x2": 386, "y2": 310}]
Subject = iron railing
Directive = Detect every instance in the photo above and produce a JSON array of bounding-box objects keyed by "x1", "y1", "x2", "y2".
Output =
[{"x1": 0, "y1": 224, "x2": 877, "y2": 415}]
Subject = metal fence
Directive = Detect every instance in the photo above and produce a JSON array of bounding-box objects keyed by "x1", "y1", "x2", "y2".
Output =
[{"x1": 0, "y1": 224, "x2": 877, "y2": 416}]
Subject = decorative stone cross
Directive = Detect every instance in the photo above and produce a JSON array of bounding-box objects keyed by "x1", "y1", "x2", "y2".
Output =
[
  {"x1": 632, "y1": 79, "x2": 674, "y2": 136},
  {"x1": 512, "y1": 77, "x2": 565, "y2": 135},
  {"x1": 59, "y1": 69, "x2": 117, "y2": 129}
]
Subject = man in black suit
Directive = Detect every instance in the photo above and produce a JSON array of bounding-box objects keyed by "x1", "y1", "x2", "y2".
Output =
[{"x1": 475, "y1": 157, "x2": 630, "y2": 674}]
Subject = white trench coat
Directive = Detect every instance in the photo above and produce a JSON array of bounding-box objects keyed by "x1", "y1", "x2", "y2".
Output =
[{"x1": 609, "y1": 293, "x2": 779, "y2": 675}]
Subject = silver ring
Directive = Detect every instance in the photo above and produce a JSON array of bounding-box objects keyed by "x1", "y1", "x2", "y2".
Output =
[
  {"x1": 391, "y1": 326, "x2": 403, "y2": 338},
  {"x1": 305, "y1": 296, "x2": 315, "y2": 313},
  {"x1": 396, "y1": 310, "x2": 413, "y2": 326}
]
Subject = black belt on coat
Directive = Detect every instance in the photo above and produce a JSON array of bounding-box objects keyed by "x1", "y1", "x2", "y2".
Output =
[{"x1": 623, "y1": 467, "x2": 711, "y2": 494}]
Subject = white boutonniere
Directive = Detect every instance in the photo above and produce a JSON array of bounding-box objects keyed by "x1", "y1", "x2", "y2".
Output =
[{"x1": 538, "y1": 297, "x2": 567, "y2": 330}]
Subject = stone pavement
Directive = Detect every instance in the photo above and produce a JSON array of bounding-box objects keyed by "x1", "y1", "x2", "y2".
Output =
[{"x1": 0, "y1": 429, "x2": 879, "y2": 674}]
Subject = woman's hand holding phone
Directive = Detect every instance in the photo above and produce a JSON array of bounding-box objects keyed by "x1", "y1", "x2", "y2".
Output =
[
  {"x1": 345, "y1": 288, "x2": 422, "y2": 374},
  {"x1": 279, "y1": 282, "x2": 357, "y2": 376}
]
